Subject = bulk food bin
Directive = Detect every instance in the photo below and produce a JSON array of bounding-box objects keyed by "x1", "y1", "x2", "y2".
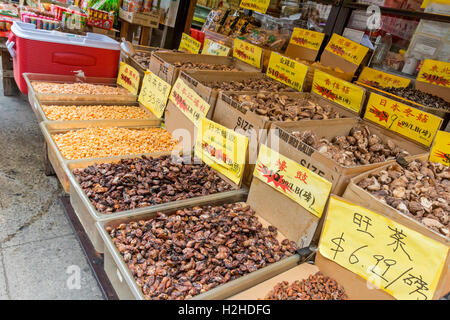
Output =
[{"x1": 8, "y1": 22, "x2": 121, "y2": 94}]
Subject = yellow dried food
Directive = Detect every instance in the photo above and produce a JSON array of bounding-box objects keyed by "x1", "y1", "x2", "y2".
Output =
[{"x1": 42, "y1": 105, "x2": 152, "y2": 121}]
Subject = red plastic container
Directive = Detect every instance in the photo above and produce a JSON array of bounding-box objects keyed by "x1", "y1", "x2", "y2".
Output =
[{"x1": 7, "y1": 22, "x2": 120, "y2": 94}]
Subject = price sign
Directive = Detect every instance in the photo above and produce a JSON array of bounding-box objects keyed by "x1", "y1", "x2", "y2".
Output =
[
  {"x1": 233, "y1": 38, "x2": 262, "y2": 69},
  {"x1": 429, "y1": 130, "x2": 450, "y2": 166},
  {"x1": 358, "y1": 67, "x2": 411, "y2": 88},
  {"x1": 319, "y1": 196, "x2": 448, "y2": 300},
  {"x1": 239, "y1": 0, "x2": 270, "y2": 14},
  {"x1": 364, "y1": 92, "x2": 442, "y2": 147},
  {"x1": 202, "y1": 39, "x2": 231, "y2": 56},
  {"x1": 169, "y1": 78, "x2": 211, "y2": 127},
  {"x1": 138, "y1": 71, "x2": 171, "y2": 118},
  {"x1": 289, "y1": 27, "x2": 325, "y2": 51},
  {"x1": 325, "y1": 33, "x2": 369, "y2": 66},
  {"x1": 178, "y1": 33, "x2": 201, "y2": 54},
  {"x1": 266, "y1": 52, "x2": 308, "y2": 91},
  {"x1": 253, "y1": 144, "x2": 332, "y2": 218},
  {"x1": 416, "y1": 59, "x2": 450, "y2": 88},
  {"x1": 312, "y1": 69, "x2": 365, "y2": 113},
  {"x1": 195, "y1": 118, "x2": 248, "y2": 185},
  {"x1": 116, "y1": 62, "x2": 140, "y2": 95}
]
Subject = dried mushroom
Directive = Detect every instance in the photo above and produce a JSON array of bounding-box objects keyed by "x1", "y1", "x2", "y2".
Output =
[
  {"x1": 208, "y1": 77, "x2": 295, "y2": 92},
  {"x1": 174, "y1": 61, "x2": 238, "y2": 71}
]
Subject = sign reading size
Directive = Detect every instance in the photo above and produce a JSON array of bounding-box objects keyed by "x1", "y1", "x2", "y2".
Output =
[
  {"x1": 325, "y1": 33, "x2": 369, "y2": 66},
  {"x1": 266, "y1": 52, "x2": 308, "y2": 91},
  {"x1": 138, "y1": 71, "x2": 171, "y2": 118},
  {"x1": 195, "y1": 118, "x2": 248, "y2": 185},
  {"x1": 319, "y1": 196, "x2": 448, "y2": 300},
  {"x1": 429, "y1": 130, "x2": 450, "y2": 166},
  {"x1": 233, "y1": 38, "x2": 262, "y2": 69},
  {"x1": 358, "y1": 67, "x2": 411, "y2": 88},
  {"x1": 312, "y1": 69, "x2": 365, "y2": 113},
  {"x1": 116, "y1": 62, "x2": 140, "y2": 95},
  {"x1": 289, "y1": 27, "x2": 325, "y2": 51},
  {"x1": 364, "y1": 92, "x2": 442, "y2": 147},
  {"x1": 178, "y1": 33, "x2": 201, "y2": 54},
  {"x1": 416, "y1": 59, "x2": 450, "y2": 88},
  {"x1": 169, "y1": 78, "x2": 211, "y2": 127},
  {"x1": 202, "y1": 39, "x2": 231, "y2": 56},
  {"x1": 239, "y1": 0, "x2": 270, "y2": 13},
  {"x1": 253, "y1": 144, "x2": 332, "y2": 218}
]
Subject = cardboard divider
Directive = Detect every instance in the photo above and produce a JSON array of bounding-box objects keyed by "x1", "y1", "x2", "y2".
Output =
[
  {"x1": 415, "y1": 80, "x2": 450, "y2": 103},
  {"x1": 285, "y1": 43, "x2": 319, "y2": 63}
]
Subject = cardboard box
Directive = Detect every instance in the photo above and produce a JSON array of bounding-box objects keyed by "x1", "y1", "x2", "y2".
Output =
[
  {"x1": 148, "y1": 52, "x2": 260, "y2": 86},
  {"x1": 119, "y1": 8, "x2": 161, "y2": 28}
]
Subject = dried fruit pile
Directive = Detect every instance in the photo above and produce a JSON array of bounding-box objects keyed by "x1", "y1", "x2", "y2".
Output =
[
  {"x1": 207, "y1": 77, "x2": 295, "y2": 92},
  {"x1": 107, "y1": 202, "x2": 298, "y2": 299},
  {"x1": 231, "y1": 93, "x2": 345, "y2": 121},
  {"x1": 375, "y1": 86, "x2": 449, "y2": 111},
  {"x1": 358, "y1": 159, "x2": 449, "y2": 237},
  {"x1": 32, "y1": 81, "x2": 132, "y2": 95},
  {"x1": 132, "y1": 51, "x2": 152, "y2": 69},
  {"x1": 263, "y1": 272, "x2": 347, "y2": 300},
  {"x1": 73, "y1": 156, "x2": 233, "y2": 214},
  {"x1": 42, "y1": 105, "x2": 152, "y2": 121},
  {"x1": 174, "y1": 61, "x2": 237, "y2": 71},
  {"x1": 293, "y1": 125, "x2": 409, "y2": 166}
]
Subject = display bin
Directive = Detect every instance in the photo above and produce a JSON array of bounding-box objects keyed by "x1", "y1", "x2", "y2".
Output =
[
  {"x1": 148, "y1": 51, "x2": 260, "y2": 86},
  {"x1": 39, "y1": 121, "x2": 173, "y2": 194}
]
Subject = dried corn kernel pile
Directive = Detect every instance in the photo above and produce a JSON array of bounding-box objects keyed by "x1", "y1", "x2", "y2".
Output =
[
  {"x1": 32, "y1": 81, "x2": 131, "y2": 95},
  {"x1": 42, "y1": 105, "x2": 152, "y2": 121},
  {"x1": 52, "y1": 127, "x2": 178, "y2": 160}
]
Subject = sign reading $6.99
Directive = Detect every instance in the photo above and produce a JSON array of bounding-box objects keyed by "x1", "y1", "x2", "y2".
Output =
[{"x1": 266, "y1": 52, "x2": 308, "y2": 91}]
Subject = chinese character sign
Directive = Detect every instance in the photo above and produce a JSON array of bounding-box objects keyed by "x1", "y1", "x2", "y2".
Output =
[
  {"x1": 169, "y1": 78, "x2": 211, "y2": 127},
  {"x1": 312, "y1": 69, "x2": 365, "y2": 113},
  {"x1": 325, "y1": 33, "x2": 369, "y2": 66},
  {"x1": 178, "y1": 33, "x2": 201, "y2": 54},
  {"x1": 289, "y1": 27, "x2": 325, "y2": 51},
  {"x1": 416, "y1": 59, "x2": 450, "y2": 88},
  {"x1": 358, "y1": 67, "x2": 411, "y2": 89},
  {"x1": 364, "y1": 92, "x2": 442, "y2": 147},
  {"x1": 266, "y1": 52, "x2": 308, "y2": 91},
  {"x1": 233, "y1": 38, "x2": 262, "y2": 69},
  {"x1": 202, "y1": 39, "x2": 231, "y2": 57},
  {"x1": 239, "y1": 0, "x2": 270, "y2": 14},
  {"x1": 195, "y1": 118, "x2": 248, "y2": 186},
  {"x1": 319, "y1": 196, "x2": 448, "y2": 300},
  {"x1": 429, "y1": 131, "x2": 450, "y2": 166},
  {"x1": 253, "y1": 144, "x2": 332, "y2": 218},
  {"x1": 138, "y1": 71, "x2": 171, "y2": 118},
  {"x1": 116, "y1": 62, "x2": 140, "y2": 95}
]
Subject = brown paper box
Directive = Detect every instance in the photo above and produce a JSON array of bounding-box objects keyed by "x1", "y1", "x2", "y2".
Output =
[
  {"x1": 415, "y1": 81, "x2": 450, "y2": 103},
  {"x1": 119, "y1": 8, "x2": 161, "y2": 28},
  {"x1": 320, "y1": 49, "x2": 370, "y2": 76},
  {"x1": 285, "y1": 42, "x2": 319, "y2": 63}
]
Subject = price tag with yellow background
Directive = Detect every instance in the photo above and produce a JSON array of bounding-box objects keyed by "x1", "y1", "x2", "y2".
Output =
[
  {"x1": 253, "y1": 144, "x2": 332, "y2": 218},
  {"x1": 195, "y1": 118, "x2": 248, "y2": 185},
  {"x1": 416, "y1": 59, "x2": 450, "y2": 88},
  {"x1": 202, "y1": 39, "x2": 231, "y2": 56},
  {"x1": 289, "y1": 27, "x2": 325, "y2": 51},
  {"x1": 312, "y1": 69, "x2": 365, "y2": 113},
  {"x1": 358, "y1": 67, "x2": 411, "y2": 88},
  {"x1": 319, "y1": 196, "x2": 448, "y2": 300},
  {"x1": 169, "y1": 78, "x2": 211, "y2": 127},
  {"x1": 116, "y1": 62, "x2": 140, "y2": 95},
  {"x1": 266, "y1": 52, "x2": 308, "y2": 91},
  {"x1": 325, "y1": 33, "x2": 369, "y2": 66},
  {"x1": 239, "y1": 0, "x2": 270, "y2": 14},
  {"x1": 178, "y1": 33, "x2": 201, "y2": 54},
  {"x1": 429, "y1": 130, "x2": 450, "y2": 166},
  {"x1": 364, "y1": 92, "x2": 442, "y2": 147},
  {"x1": 138, "y1": 71, "x2": 171, "y2": 118},
  {"x1": 233, "y1": 38, "x2": 262, "y2": 69}
]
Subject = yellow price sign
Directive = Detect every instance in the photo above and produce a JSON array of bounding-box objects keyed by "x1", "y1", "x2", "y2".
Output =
[
  {"x1": 266, "y1": 52, "x2": 308, "y2": 91},
  {"x1": 116, "y1": 61, "x2": 140, "y2": 95},
  {"x1": 358, "y1": 67, "x2": 411, "y2": 88},
  {"x1": 169, "y1": 78, "x2": 211, "y2": 127},
  {"x1": 289, "y1": 27, "x2": 325, "y2": 51},
  {"x1": 416, "y1": 59, "x2": 450, "y2": 88},
  {"x1": 325, "y1": 33, "x2": 369, "y2": 66},
  {"x1": 233, "y1": 38, "x2": 262, "y2": 69},
  {"x1": 138, "y1": 71, "x2": 171, "y2": 118},
  {"x1": 429, "y1": 130, "x2": 450, "y2": 166},
  {"x1": 178, "y1": 33, "x2": 201, "y2": 54},
  {"x1": 364, "y1": 92, "x2": 442, "y2": 147},
  {"x1": 195, "y1": 118, "x2": 248, "y2": 186},
  {"x1": 202, "y1": 39, "x2": 231, "y2": 56},
  {"x1": 312, "y1": 69, "x2": 365, "y2": 113},
  {"x1": 253, "y1": 144, "x2": 332, "y2": 218},
  {"x1": 319, "y1": 196, "x2": 448, "y2": 300},
  {"x1": 239, "y1": 0, "x2": 270, "y2": 13}
]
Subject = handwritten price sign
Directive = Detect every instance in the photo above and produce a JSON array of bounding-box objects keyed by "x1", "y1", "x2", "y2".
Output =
[
  {"x1": 178, "y1": 33, "x2": 201, "y2": 54},
  {"x1": 289, "y1": 27, "x2": 325, "y2": 51},
  {"x1": 364, "y1": 92, "x2": 442, "y2": 147},
  {"x1": 195, "y1": 118, "x2": 248, "y2": 186},
  {"x1": 138, "y1": 71, "x2": 171, "y2": 118},
  {"x1": 253, "y1": 144, "x2": 331, "y2": 218},
  {"x1": 266, "y1": 52, "x2": 308, "y2": 91},
  {"x1": 233, "y1": 38, "x2": 262, "y2": 69},
  {"x1": 319, "y1": 196, "x2": 448, "y2": 300},
  {"x1": 116, "y1": 62, "x2": 140, "y2": 95},
  {"x1": 239, "y1": 0, "x2": 270, "y2": 13},
  {"x1": 202, "y1": 39, "x2": 231, "y2": 56},
  {"x1": 325, "y1": 33, "x2": 369, "y2": 66},
  {"x1": 429, "y1": 131, "x2": 450, "y2": 166},
  {"x1": 358, "y1": 67, "x2": 411, "y2": 89},
  {"x1": 417, "y1": 59, "x2": 450, "y2": 88}
]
